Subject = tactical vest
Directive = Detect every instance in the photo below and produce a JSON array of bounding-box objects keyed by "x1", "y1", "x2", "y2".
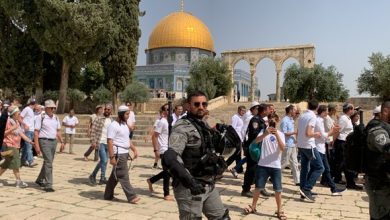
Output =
[
  {"x1": 180, "y1": 116, "x2": 226, "y2": 179},
  {"x1": 365, "y1": 119, "x2": 390, "y2": 179}
]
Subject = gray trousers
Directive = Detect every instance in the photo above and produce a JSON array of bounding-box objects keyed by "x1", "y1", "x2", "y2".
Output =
[
  {"x1": 104, "y1": 153, "x2": 137, "y2": 202},
  {"x1": 281, "y1": 146, "x2": 300, "y2": 184},
  {"x1": 36, "y1": 139, "x2": 57, "y2": 188},
  {"x1": 173, "y1": 182, "x2": 226, "y2": 220}
]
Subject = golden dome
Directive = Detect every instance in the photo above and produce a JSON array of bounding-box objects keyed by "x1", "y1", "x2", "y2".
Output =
[{"x1": 148, "y1": 11, "x2": 215, "y2": 53}]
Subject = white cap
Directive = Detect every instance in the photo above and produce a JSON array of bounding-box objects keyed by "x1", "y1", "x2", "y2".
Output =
[
  {"x1": 44, "y1": 99, "x2": 56, "y2": 108},
  {"x1": 118, "y1": 105, "x2": 129, "y2": 113},
  {"x1": 373, "y1": 105, "x2": 381, "y2": 114},
  {"x1": 249, "y1": 101, "x2": 260, "y2": 109}
]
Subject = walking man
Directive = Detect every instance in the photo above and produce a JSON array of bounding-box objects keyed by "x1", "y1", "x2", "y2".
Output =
[
  {"x1": 34, "y1": 99, "x2": 64, "y2": 192},
  {"x1": 62, "y1": 109, "x2": 79, "y2": 154},
  {"x1": 104, "y1": 105, "x2": 140, "y2": 204},
  {"x1": 297, "y1": 100, "x2": 323, "y2": 202},
  {"x1": 226, "y1": 106, "x2": 246, "y2": 169},
  {"x1": 89, "y1": 104, "x2": 113, "y2": 185},
  {"x1": 20, "y1": 98, "x2": 37, "y2": 167},
  {"x1": 280, "y1": 104, "x2": 300, "y2": 185},
  {"x1": 146, "y1": 104, "x2": 174, "y2": 201}
]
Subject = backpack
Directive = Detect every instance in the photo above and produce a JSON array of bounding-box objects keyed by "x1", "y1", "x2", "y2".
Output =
[
  {"x1": 249, "y1": 140, "x2": 262, "y2": 162},
  {"x1": 344, "y1": 111, "x2": 366, "y2": 173}
]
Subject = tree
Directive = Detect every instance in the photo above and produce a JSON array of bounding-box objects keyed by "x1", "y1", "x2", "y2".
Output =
[
  {"x1": 80, "y1": 62, "x2": 105, "y2": 96},
  {"x1": 67, "y1": 88, "x2": 86, "y2": 110},
  {"x1": 120, "y1": 81, "x2": 151, "y2": 107},
  {"x1": 283, "y1": 64, "x2": 349, "y2": 102},
  {"x1": 92, "y1": 85, "x2": 111, "y2": 104},
  {"x1": 0, "y1": 7, "x2": 43, "y2": 100},
  {"x1": 18, "y1": 0, "x2": 118, "y2": 113},
  {"x1": 102, "y1": 0, "x2": 141, "y2": 111},
  {"x1": 186, "y1": 57, "x2": 233, "y2": 99},
  {"x1": 357, "y1": 53, "x2": 390, "y2": 100}
]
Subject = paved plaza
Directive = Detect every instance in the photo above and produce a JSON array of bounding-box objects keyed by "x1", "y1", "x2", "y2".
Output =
[{"x1": 0, "y1": 144, "x2": 369, "y2": 220}]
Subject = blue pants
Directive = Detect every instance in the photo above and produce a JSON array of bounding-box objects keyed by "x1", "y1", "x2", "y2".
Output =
[
  {"x1": 299, "y1": 147, "x2": 324, "y2": 191},
  {"x1": 309, "y1": 152, "x2": 336, "y2": 191},
  {"x1": 22, "y1": 131, "x2": 34, "y2": 164},
  {"x1": 92, "y1": 143, "x2": 108, "y2": 179}
]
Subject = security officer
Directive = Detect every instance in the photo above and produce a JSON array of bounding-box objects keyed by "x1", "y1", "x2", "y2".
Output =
[
  {"x1": 241, "y1": 103, "x2": 269, "y2": 197},
  {"x1": 164, "y1": 91, "x2": 231, "y2": 220},
  {"x1": 365, "y1": 100, "x2": 390, "y2": 220}
]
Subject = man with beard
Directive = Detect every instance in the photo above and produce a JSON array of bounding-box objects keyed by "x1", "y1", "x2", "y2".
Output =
[{"x1": 164, "y1": 91, "x2": 231, "y2": 219}]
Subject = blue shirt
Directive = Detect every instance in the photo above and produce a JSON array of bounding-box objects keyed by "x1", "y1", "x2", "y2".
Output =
[{"x1": 280, "y1": 115, "x2": 295, "y2": 148}]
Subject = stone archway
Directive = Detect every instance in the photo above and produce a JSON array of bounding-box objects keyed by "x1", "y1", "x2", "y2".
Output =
[{"x1": 222, "y1": 44, "x2": 315, "y2": 102}]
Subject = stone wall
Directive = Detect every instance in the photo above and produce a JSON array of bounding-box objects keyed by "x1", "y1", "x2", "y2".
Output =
[{"x1": 348, "y1": 97, "x2": 381, "y2": 110}]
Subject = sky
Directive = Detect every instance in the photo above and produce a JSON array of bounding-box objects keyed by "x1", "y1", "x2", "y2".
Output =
[{"x1": 137, "y1": 0, "x2": 390, "y2": 100}]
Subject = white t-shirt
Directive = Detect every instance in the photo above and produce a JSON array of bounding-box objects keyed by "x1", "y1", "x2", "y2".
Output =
[
  {"x1": 154, "y1": 117, "x2": 169, "y2": 154},
  {"x1": 257, "y1": 130, "x2": 285, "y2": 169},
  {"x1": 241, "y1": 110, "x2": 253, "y2": 141},
  {"x1": 337, "y1": 114, "x2": 353, "y2": 141},
  {"x1": 100, "y1": 118, "x2": 113, "y2": 144},
  {"x1": 171, "y1": 113, "x2": 182, "y2": 126},
  {"x1": 231, "y1": 113, "x2": 244, "y2": 142},
  {"x1": 62, "y1": 115, "x2": 79, "y2": 134},
  {"x1": 324, "y1": 115, "x2": 335, "y2": 144},
  {"x1": 107, "y1": 121, "x2": 130, "y2": 154},
  {"x1": 297, "y1": 110, "x2": 317, "y2": 149},
  {"x1": 127, "y1": 111, "x2": 136, "y2": 127},
  {"x1": 20, "y1": 106, "x2": 35, "y2": 132},
  {"x1": 35, "y1": 114, "x2": 61, "y2": 139},
  {"x1": 314, "y1": 116, "x2": 328, "y2": 154}
]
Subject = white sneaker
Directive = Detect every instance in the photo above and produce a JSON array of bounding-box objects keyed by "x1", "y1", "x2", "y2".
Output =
[
  {"x1": 0, "y1": 159, "x2": 5, "y2": 166},
  {"x1": 16, "y1": 180, "x2": 28, "y2": 188}
]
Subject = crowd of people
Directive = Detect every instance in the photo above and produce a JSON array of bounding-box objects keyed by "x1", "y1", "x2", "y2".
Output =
[{"x1": 0, "y1": 94, "x2": 389, "y2": 219}]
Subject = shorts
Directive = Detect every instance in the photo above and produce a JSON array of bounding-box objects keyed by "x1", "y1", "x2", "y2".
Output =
[
  {"x1": 0, "y1": 146, "x2": 21, "y2": 169},
  {"x1": 255, "y1": 165, "x2": 282, "y2": 192}
]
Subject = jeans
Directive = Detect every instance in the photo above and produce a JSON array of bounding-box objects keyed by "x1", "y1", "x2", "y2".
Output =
[
  {"x1": 22, "y1": 131, "x2": 34, "y2": 164},
  {"x1": 92, "y1": 143, "x2": 108, "y2": 179},
  {"x1": 234, "y1": 157, "x2": 247, "y2": 172},
  {"x1": 310, "y1": 152, "x2": 336, "y2": 191},
  {"x1": 255, "y1": 166, "x2": 282, "y2": 192},
  {"x1": 299, "y1": 147, "x2": 324, "y2": 191}
]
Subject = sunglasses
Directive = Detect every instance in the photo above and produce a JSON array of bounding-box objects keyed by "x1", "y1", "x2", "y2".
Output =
[
  {"x1": 193, "y1": 102, "x2": 208, "y2": 108},
  {"x1": 104, "y1": 108, "x2": 112, "y2": 111}
]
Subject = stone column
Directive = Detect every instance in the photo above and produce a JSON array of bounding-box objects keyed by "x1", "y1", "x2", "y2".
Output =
[
  {"x1": 275, "y1": 68, "x2": 282, "y2": 102},
  {"x1": 249, "y1": 64, "x2": 256, "y2": 102},
  {"x1": 228, "y1": 67, "x2": 234, "y2": 103}
]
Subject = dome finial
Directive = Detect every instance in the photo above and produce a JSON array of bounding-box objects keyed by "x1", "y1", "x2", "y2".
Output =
[{"x1": 180, "y1": 0, "x2": 184, "y2": 12}]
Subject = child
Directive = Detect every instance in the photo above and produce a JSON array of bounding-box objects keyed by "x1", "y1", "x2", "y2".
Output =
[{"x1": 244, "y1": 115, "x2": 287, "y2": 220}]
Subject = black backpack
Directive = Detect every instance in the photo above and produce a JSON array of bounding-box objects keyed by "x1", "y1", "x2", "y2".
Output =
[{"x1": 344, "y1": 111, "x2": 366, "y2": 173}]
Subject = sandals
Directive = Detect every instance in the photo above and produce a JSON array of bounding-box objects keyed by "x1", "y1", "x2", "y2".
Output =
[
  {"x1": 275, "y1": 210, "x2": 287, "y2": 220},
  {"x1": 244, "y1": 205, "x2": 257, "y2": 215},
  {"x1": 129, "y1": 197, "x2": 141, "y2": 204}
]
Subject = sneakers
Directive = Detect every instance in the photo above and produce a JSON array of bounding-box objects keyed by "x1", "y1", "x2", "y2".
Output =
[
  {"x1": 331, "y1": 188, "x2": 346, "y2": 196},
  {"x1": 230, "y1": 168, "x2": 238, "y2": 179},
  {"x1": 299, "y1": 189, "x2": 315, "y2": 202},
  {"x1": 44, "y1": 187, "x2": 55, "y2": 192},
  {"x1": 89, "y1": 175, "x2": 97, "y2": 185},
  {"x1": 241, "y1": 190, "x2": 253, "y2": 198},
  {"x1": 346, "y1": 184, "x2": 363, "y2": 191},
  {"x1": 98, "y1": 178, "x2": 107, "y2": 185},
  {"x1": 16, "y1": 180, "x2": 28, "y2": 188},
  {"x1": 29, "y1": 162, "x2": 38, "y2": 167},
  {"x1": 260, "y1": 189, "x2": 272, "y2": 197}
]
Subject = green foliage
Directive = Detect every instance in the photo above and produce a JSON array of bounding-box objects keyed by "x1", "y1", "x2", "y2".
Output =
[
  {"x1": 102, "y1": 0, "x2": 141, "y2": 105},
  {"x1": 92, "y1": 85, "x2": 112, "y2": 104},
  {"x1": 81, "y1": 62, "x2": 105, "y2": 95},
  {"x1": 120, "y1": 81, "x2": 151, "y2": 104},
  {"x1": 186, "y1": 57, "x2": 232, "y2": 99},
  {"x1": 357, "y1": 53, "x2": 390, "y2": 100},
  {"x1": 0, "y1": 7, "x2": 43, "y2": 99},
  {"x1": 43, "y1": 90, "x2": 59, "y2": 102},
  {"x1": 67, "y1": 88, "x2": 85, "y2": 102},
  {"x1": 283, "y1": 64, "x2": 349, "y2": 102}
]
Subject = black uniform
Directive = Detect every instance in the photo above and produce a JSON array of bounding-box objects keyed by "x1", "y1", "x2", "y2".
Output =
[
  {"x1": 365, "y1": 119, "x2": 390, "y2": 220},
  {"x1": 242, "y1": 115, "x2": 266, "y2": 193}
]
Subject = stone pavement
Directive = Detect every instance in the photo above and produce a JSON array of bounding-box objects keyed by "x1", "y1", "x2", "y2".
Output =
[{"x1": 0, "y1": 144, "x2": 369, "y2": 220}]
